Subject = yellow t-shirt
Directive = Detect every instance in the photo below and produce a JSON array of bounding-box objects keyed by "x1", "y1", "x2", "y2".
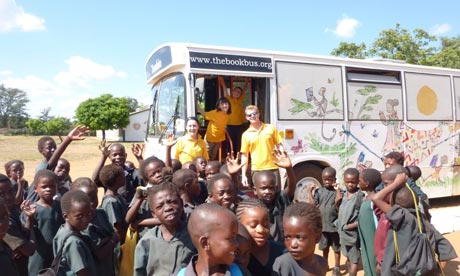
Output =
[
  {"x1": 204, "y1": 110, "x2": 229, "y2": 142},
  {"x1": 226, "y1": 94, "x2": 246, "y2": 125},
  {"x1": 240, "y1": 123, "x2": 282, "y2": 171},
  {"x1": 175, "y1": 133, "x2": 209, "y2": 164}
]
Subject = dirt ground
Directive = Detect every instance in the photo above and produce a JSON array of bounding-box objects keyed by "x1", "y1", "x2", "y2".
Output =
[{"x1": 1, "y1": 135, "x2": 459, "y2": 274}]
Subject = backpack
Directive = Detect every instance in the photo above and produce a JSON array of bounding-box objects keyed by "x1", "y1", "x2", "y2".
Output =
[
  {"x1": 391, "y1": 183, "x2": 443, "y2": 276},
  {"x1": 176, "y1": 263, "x2": 243, "y2": 276}
]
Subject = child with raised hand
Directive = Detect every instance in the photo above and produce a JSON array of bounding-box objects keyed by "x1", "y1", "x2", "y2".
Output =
[
  {"x1": 53, "y1": 190, "x2": 96, "y2": 276},
  {"x1": 336, "y1": 168, "x2": 364, "y2": 276},
  {"x1": 99, "y1": 164, "x2": 128, "y2": 244},
  {"x1": 199, "y1": 97, "x2": 232, "y2": 161},
  {"x1": 236, "y1": 198, "x2": 285, "y2": 276},
  {"x1": 307, "y1": 166, "x2": 341, "y2": 276},
  {"x1": 0, "y1": 198, "x2": 20, "y2": 276},
  {"x1": 357, "y1": 168, "x2": 381, "y2": 276},
  {"x1": 252, "y1": 149, "x2": 296, "y2": 242},
  {"x1": 134, "y1": 182, "x2": 196, "y2": 276},
  {"x1": 172, "y1": 169, "x2": 201, "y2": 218},
  {"x1": 175, "y1": 203, "x2": 248, "y2": 276},
  {"x1": 70, "y1": 177, "x2": 119, "y2": 276},
  {"x1": 0, "y1": 174, "x2": 35, "y2": 276},
  {"x1": 25, "y1": 170, "x2": 64, "y2": 276},
  {"x1": 272, "y1": 202, "x2": 328, "y2": 276},
  {"x1": 4, "y1": 160, "x2": 28, "y2": 205},
  {"x1": 207, "y1": 173, "x2": 237, "y2": 210}
]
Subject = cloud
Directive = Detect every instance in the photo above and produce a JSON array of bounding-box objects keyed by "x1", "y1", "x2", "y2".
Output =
[
  {"x1": 327, "y1": 15, "x2": 360, "y2": 39},
  {"x1": 0, "y1": 0, "x2": 45, "y2": 32},
  {"x1": 430, "y1": 23, "x2": 451, "y2": 35}
]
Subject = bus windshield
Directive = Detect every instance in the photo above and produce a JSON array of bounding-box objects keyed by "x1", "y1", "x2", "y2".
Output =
[{"x1": 148, "y1": 73, "x2": 186, "y2": 138}]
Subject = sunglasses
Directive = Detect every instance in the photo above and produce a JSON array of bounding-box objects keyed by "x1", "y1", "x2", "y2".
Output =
[{"x1": 246, "y1": 111, "x2": 258, "y2": 117}]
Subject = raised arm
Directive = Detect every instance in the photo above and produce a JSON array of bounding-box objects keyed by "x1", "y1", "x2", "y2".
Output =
[
  {"x1": 272, "y1": 149, "x2": 296, "y2": 199},
  {"x1": 48, "y1": 125, "x2": 89, "y2": 170},
  {"x1": 372, "y1": 173, "x2": 407, "y2": 214},
  {"x1": 92, "y1": 139, "x2": 110, "y2": 183}
]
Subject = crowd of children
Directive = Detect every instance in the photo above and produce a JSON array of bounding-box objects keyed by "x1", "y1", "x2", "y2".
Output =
[{"x1": 0, "y1": 119, "x2": 458, "y2": 276}]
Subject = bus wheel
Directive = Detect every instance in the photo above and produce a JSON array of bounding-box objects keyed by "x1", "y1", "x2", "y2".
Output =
[{"x1": 293, "y1": 164, "x2": 322, "y2": 204}]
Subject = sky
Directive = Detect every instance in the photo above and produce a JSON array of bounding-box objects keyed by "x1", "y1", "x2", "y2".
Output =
[{"x1": 0, "y1": 0, "x2": 459, "y2": 119}]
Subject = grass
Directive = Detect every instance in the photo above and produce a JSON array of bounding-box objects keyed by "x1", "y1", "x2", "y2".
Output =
[{"x1": 0, "y1": 135, "x2": 138, "y2": 181}]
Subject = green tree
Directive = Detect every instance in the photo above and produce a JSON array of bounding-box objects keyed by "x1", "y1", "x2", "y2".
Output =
[
  {"x1": 428, "y1": 36, "x2": 460, "y2": 68},
  {"x1": 330, "y1": 42, "x2": 368, "y2": 59},
  {"x1": 45, "y1": 117, "x2": 71, "y2": 136},
  {"x1": 75, "y1": 93, "x2": 130, "y2": 140},
  {"x1": 0, "y1": 84, "x2": 29, "y2": 128},
  {"x1": 39, "y1": 107, "x2": 53, "y2": 122},
  {"x1": 26, "y1": 118, "x2": 46, "y2": 135}
]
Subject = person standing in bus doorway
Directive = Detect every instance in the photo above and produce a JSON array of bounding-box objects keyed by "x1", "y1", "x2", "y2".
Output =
[
  {"x1": 219, "y1": 76, "x2": 249, "y2": 154},
  {"x1": 199, "y1": 97, "x2": 231, "y2": 162},
  {"x1": 240, "y1": 105, "x2": 284, "y2": 189}
]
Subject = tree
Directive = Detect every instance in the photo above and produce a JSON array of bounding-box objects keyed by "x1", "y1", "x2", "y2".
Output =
[
  {"x1": 26, "y1": 118, "x2": 46, "y2": 135},
  {"x1": 0, "y1": 84, "x2": 29, "y2": 128},
  {"x1": 39, "y1": 107, "x2": 53, "y2": 122},
  {"x1": 45, "y1": 117, "x2": 72, "y2": 136},
  {"x1": 427, "y1": 36, "x2": 460, "y2": 68},
  {"x1": 330, "y1": 42, "x2": 368, "y2": 59},
  {"x1": 75, "y1": 94, "x2": 130, "y2": 140}
]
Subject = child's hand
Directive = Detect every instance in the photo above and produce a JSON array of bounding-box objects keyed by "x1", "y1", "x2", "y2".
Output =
[
  {"x1": 99, "y1": 139, "x2": 111, "y2": 158},
  {"x1": 21, "y1": 200, "x2": 36, "y2": 218},
  {"x1": 164, "y1": 132, "x2": 177, "y2": 147},
  {"x1": 226, "y1": 152, "x2": 245, "y2": 175},
  {"x1": 307, "y1": 184, "x2": 316, "y2": 193},
  {"x1": 131, "y1": 143, "x2": 144, "y2": 160},
  {"x1": 272, "y1": 149, "x2": 292, "y2": 169},
  {"x1": 68, "y1": 125, "x2": 90, "y2": 140},
  {"x1": 393, "y1": 173, "x2": 407, "y2": 187}
]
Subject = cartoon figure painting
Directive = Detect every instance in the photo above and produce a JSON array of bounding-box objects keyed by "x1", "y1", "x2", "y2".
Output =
[{"x1": 379, "y1": 98, "x2": 402, "y2": 155}]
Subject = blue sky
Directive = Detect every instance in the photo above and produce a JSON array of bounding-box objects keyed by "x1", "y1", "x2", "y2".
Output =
[{"x1": 0, "y1": 0, "x2": 458, "y2": 119}]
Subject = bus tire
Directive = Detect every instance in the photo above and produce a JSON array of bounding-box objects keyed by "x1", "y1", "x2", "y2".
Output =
[{"x1": 293, "y1": 163, "x2": 323, "y2": 203}]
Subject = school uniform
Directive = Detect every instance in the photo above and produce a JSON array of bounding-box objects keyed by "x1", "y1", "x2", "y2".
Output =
[
  {"x1": 272, "y1": 252, "x2": 328, "y2": 276},
  {"x1": 247, "y1": 240, "x2": 285, "y2": 276},
  {"x1": 337, "y1": 190, "x2": 364, "y2": 264},
  {"x1": 174, "y1": 255, "x2": 250, "y2": 276},
  {"x1": 314, "y1": 186, "x2": 340, "y2": 252},
  {"x1": 358, "y1": 200, "x2": 378, "y2": 276},
  {"x1": 82, "y1": 208, "x2": 116, "y2": 276},
  {"x1": 101, "y1": 194, "x2": 128, "y2": 232},
  {"x1": 4, "y1": 207, "x2": 30, "y2": 276},
  {"x1": 128, "y1": 197, "x2": 152, "y2": 238},
  {"x1": 53, "y1": 226, "x2": 96, "y2": 276},
  {"x1": 11, "y1": 179, "x2": 29, "y2": 203},
  {"x1": 134, "y1": 223, "x2": 196, "y2": 276},
  {"x1": 0, "y1": 241, "x2": 19, "y2": 276},
  {"x1": 118, "y1": 166, "x2": 142, "y2": 206},
  {"x1": 267, "y1": 190, "x2": 291, "y2": 242},
  {"x1": 24, "y1": 201, "x2": 64, "y2": 276}
]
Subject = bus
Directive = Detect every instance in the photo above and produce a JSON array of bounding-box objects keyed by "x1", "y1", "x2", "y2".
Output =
[{"x1": 144, "y1": 42, "x2": 460, "y2": 200}]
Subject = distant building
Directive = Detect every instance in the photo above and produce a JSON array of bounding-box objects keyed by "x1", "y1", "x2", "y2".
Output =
[{"x1": 96, "y1": 109, "x2": 149, "y2": 142}]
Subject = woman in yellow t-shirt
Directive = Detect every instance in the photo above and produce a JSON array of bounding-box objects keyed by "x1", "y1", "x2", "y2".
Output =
[{"x1": 170, "y1": 117, "x2": 209, "y2": 164}]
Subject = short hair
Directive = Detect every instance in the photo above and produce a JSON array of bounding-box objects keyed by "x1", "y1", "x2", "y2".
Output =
[
  {"x1": 70, "y1": 177, "x2": 97, "y2": 190},
  {"x1": 215, "y1": 97, "x2": 232, "y2": 114},
  {"x1": 4, "y1": 160, "x2": 24, "y2": 174},
  {"x1": 394, "y1": 186, "x2": 417, "y2": 209},
  {"x1": 343, "y1": 168, "x2": 359, "y2": 179},
  {"x1": 37, "y1": 136, "x2": 55, "y2": 151},
  {"x1": 61, "y1": 190, "x2": 91, "y2": 213},
  {"x1": 235, "y1": 198, "x2": 268, "y2": 219},
  {"x1": 322, "y1": 167, "x2": 336, "y2": 177},
  {"x1": 34, "y1": 169, "x2": 58, "y2": 186},
  {"x1": 182, "y1": 162, "x2": 197, "y2": 172},
  {"x1": 109, "y1": 143, "x2": 126, "y2": 153},
  {"x1": 253, "y1": 170, "x2": 276, "y2": 186},
  {"x1": 245, "y1": 105, "x2": 258, "y2": 113},
  {"x1": 99, "y1": 164, "x2": 124, "y2": 188},
  {"x1": 171, "y1": 159, "x2": 182, "y2": 172},
  {"x1": 382, "y1": 164, "x2": 405, "y2": 182},
  {"x1": 238, "y1": 222, "x2": 251, "y2": 240},
  {"x1": 172, "y1": 169, "x2": 197, "y2": 190},
  {"x1": 284, "y1": 202, "x2": 322, "y2": 234},
  {"x1": 207, "y1": 173, "x2": 232, "y2": 192},
  {"x1": 406, "y1": 165, "x2": 422, "y2": 181},
  {"x1": 206, "y1": 161, "x2": 222, "y2": 172},
  {"x1": 384, "y1": 151, "x2": 404, "y2": 165},
  {"x1": 139, "y1": 156, "x2": 165, "y2": 182},
  {"x1": 147, "y1": 182, "x2": 180, "y2": 205},
  {"x1": 361, "y1": 168, "x2": 382, "y2": 190},
  {"x1": 0, "y1": 173, "x2": 12, "y2": 185},
  {"x1": 57, "y1": 158, "x2": 70, "y2": 167}
]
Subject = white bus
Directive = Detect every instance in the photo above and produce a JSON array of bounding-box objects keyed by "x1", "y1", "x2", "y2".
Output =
[{"x1": 144, "y1": 42, "x2": 460, "y2": 199}]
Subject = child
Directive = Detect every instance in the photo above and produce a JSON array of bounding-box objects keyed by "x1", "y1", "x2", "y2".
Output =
[
  {"x1": 357, "y1": 168, "x2": 381, "y2": 276},
  {"x1": 235, "y1": 223, "x2": 252, "y2": 275},
  {"x1": 172, "y1": 169, "x2": 201, "y2": 217},
  {"x1": 175, "y1": 203, "x2": 246, "y2": 275},
  {"x1": 54, "y1": 158, "x2": 71, "y2": 200},
  {"x1": 71, "y1": 177, "x2": 119, "y2": 276},
  {"x1": 336, "y1": 168, "x2": 364, "y2": 276},
  {"x1": 25, "y1": 170, "x2": 64, "y2": 276},
  {"x1": 207, "y1": 173, "x2": 237, "y2": 210},
  {"x1": 99, "y1": 164, "x2": 128, "y2": 244},
  {"x1": 53, "y1": 190, "x2": 96, "y2": 275},
  {"x1": 272, "y1": 202, "x2": 328, "y2": 276},
  {"x1": 0, "y1": 198, "x2": 20, "y2": 275},
  {"x1": 201, "y1": 97, "x2": 231, "y2": 161},
  {"x1": 252, "y1": 149, "x2": 296, "y2": 242},
  {"x1": 307, "y1": 167, "x2": 341, "y2": 276},
  {"x1": 373, "y1": 165, "x2": 457, "y2": 275},
  {"x1": 134, "y1": 182, "x2": 196, "y2": 276},
  {"x1": 169, "y1": 117, "x2": 209, "y2": 164},
  {"x1": 194, "y1": 156, "x2": 208, "y2": 180},
  {"x1": 93, "y1": 142, "x2": 142, "y2": 206},
  {"x1": 0, "y1": 174, "x2": 36, "y2": 276},
  {"x1": 205, "y1": 160, "x2": 222, "y2": 181},
  {"x1": 4, "y1": 160, "x2": 28, "y2": 205},
  {"x1": 236, "y1": 198, "x2": 285, "y2": 276}
]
